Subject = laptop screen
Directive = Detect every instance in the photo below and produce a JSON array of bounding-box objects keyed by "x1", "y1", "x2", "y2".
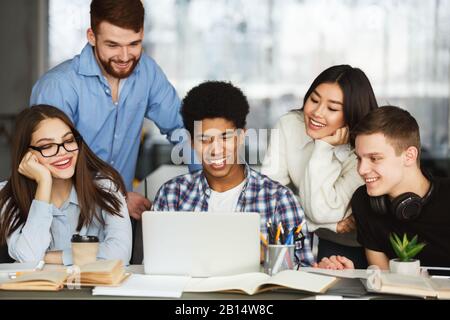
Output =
[{"x1": 142, "y1": 211, "x2": 260, "y2": 277}]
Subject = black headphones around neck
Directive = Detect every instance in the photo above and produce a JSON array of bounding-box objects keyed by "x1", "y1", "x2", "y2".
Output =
[{"x1": 369, "y1": 170, "x2": 434, "y2": 221}]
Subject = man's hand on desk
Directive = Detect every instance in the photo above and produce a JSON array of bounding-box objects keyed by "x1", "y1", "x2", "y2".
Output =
[
  {"x1": 312, "y1": 255, "x2": 355, "y2": 270},
  {"x1": 127, "y1": 191, "x2": 152, "y2": 220}
]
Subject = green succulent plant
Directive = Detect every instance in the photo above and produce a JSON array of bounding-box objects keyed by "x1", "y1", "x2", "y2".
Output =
[{"x1": 389, "y1": 233, "x2": 426, "y2": 262}]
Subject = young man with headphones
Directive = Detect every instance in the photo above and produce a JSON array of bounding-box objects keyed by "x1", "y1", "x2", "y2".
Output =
[{"x1": 314, "y1": 106, "x2": 450, "y2": 270}]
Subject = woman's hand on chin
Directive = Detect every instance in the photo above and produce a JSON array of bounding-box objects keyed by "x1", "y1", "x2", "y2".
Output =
[
  {"x1": 320, "y1": 126, "x2": 349, "y2": 146},
  {"x1": 19, "y1": 152, "x2": 52, "y2": 202},
  {"x1": 18, "y1": 151, "x2": 52, "y2": 184}
]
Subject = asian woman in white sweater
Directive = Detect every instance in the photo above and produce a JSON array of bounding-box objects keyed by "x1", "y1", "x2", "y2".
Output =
[{"x1": 261, "y1": 65, "x2": 378, "y2": 268}]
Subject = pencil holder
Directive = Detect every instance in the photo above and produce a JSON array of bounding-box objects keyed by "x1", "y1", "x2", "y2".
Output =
[{"x1": 264, "y1": 244, "x2": 295, "y2": 276}]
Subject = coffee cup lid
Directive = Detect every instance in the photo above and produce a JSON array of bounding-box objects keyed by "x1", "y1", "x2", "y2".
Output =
[{"x1": 71, "y1": 234, "x2": 99, "y2": 243}]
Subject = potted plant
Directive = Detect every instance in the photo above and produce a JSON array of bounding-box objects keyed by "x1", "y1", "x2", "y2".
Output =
[{"x1": 389, "y1": 233, "x2": 426, "y2": 276}]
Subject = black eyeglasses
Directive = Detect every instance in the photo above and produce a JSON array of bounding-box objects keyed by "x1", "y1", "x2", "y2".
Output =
[{"x1": 29, "y1": 136, "x2": 82, "y2": 158}]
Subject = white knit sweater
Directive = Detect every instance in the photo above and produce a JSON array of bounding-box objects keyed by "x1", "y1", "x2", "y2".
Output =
[{"x1": 261, "y1": 111, "x2": 364, "y2": 245}]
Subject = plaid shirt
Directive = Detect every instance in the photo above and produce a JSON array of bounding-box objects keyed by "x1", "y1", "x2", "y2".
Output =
[{"x1": 153, "y1": 165, "x2": 314, "y2": 266}]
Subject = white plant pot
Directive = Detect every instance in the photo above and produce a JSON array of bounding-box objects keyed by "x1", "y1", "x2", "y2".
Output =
[{"x1": 389, "y1": 258, "x2": 420, "y2": 276}]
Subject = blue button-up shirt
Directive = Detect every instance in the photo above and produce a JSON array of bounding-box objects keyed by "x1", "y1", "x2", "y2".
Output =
[
  {"x1": 3, "y1": 181, "x2": 132, "y2": 266},
  {"x1": 152, "y1": 166, "x2": 315, "y2": 266},
  {"x1": 30, "y1": 44, "x2": 194, "y2": 190}
]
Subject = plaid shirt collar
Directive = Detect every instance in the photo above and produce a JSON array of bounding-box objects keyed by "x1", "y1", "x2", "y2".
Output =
[{"x1": 197, "y1": 164, "x2": 255, "y2": 204}]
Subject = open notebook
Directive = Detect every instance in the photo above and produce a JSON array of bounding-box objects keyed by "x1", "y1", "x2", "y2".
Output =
[
  {"x1": 184, "y1": 269, "x2": 338, "y2": 295},
  {"x1": 0, "y1": 271, "x2": 67, "y2": 291},
  {"x1": 0, "y1": 259, "x2": 128, "y2": 291},
  {"x1": 0, "y1": 261, "x2": 45, "y2": 281}
]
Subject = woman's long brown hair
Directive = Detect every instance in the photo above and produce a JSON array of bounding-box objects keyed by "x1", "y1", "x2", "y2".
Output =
[{"x1": 0, "y1": 105, "x2": 127, "y2": 244}]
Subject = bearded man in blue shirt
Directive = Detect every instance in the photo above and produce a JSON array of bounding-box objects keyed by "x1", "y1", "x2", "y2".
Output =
[{"x1": 30, "y1": 0, "x2": 199, "y2": 220}]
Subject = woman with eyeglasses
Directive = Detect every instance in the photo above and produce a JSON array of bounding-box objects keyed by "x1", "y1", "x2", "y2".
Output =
[{"x1": 0, "y1": 105, "x2": 132, "y2": 265}]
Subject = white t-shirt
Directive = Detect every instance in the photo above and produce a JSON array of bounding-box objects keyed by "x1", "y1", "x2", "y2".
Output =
[{"x1": 208, "y1": 180, "x2": 246, "y2": 212}]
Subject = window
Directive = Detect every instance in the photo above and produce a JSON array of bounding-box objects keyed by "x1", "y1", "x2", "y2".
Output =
[{"x1": 49, "y1": 0, "x2": 450, "y2": 170}]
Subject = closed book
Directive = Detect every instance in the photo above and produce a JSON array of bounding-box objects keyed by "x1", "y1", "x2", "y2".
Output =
[{"x1": 77, "y1": 259, "x2": 127, "y2": 286}]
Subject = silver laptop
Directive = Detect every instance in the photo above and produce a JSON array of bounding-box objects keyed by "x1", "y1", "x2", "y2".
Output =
[{"x1": 142, "y1": 211, "x2": 260, "y2": 277}]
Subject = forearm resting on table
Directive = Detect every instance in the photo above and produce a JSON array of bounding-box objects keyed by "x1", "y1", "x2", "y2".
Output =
[{"x1": 44, "y1": 251, "x2": 63, "y2": 264}]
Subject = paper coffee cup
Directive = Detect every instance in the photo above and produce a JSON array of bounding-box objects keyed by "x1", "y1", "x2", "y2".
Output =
[{"x1": 71, "y1": 235, "x2": 99, "y2": 266}]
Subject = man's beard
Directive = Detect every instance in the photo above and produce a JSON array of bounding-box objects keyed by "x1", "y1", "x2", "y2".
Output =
[{"x1": 95, "y1": 47, "x2": 140, "y2": 79}]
